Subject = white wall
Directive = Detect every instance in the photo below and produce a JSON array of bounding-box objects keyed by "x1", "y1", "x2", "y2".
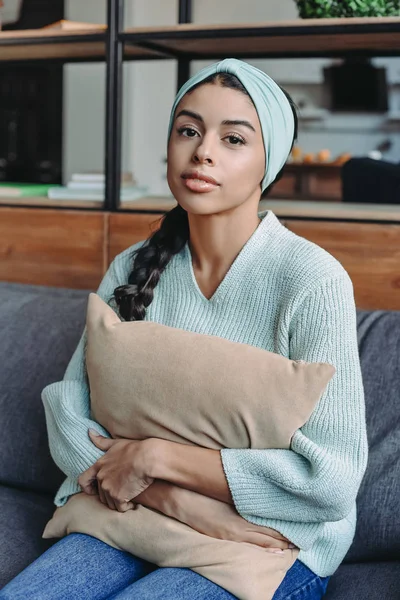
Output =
[
  {"x1": 64, "y1": 0, "x2": 400, "y2": 192},
  {"x1": 125, "y1": 1, "x2": 177, "y2": 195},
  {"x1": 63, "y1": 0, "x2": 133, "y2": 183}
]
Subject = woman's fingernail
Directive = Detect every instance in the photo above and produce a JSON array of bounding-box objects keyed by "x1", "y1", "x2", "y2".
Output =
[
  {"x1": 88, "y1": 428, "x2": 99, "y2": 436},
  {"x1": 289, "y1": 544, "x2": 296, "y2": 548}
]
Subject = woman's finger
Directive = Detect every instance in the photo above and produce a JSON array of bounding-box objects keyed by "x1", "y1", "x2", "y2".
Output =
[
  {"x1": 98, "y1": 484, "x2": 107, "y2": 507},
  {"x1": 88, "y1": 429, "x2": 116, "y2": 451},
  {"x1": 78, "y1": 465, "x2": 99, "y2": 495},
  {"x1": 242, "y1": 532, "x2": 295, "y2": 550},
  {"x1": 114, "y1": 499, "x2": 135, "y2": 513},
  {"x1": 88, "y1": 479, "x2": 99, "y2": 496},
  {"x1": 104, "y1": 490, "x2": 117, "y2": 511},
  {"x1": 250, "y1": 526, "x2": 290, "y2": 542}
]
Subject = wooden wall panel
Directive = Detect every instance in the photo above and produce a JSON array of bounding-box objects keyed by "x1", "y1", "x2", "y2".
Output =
[
  {"x1": 1, "y1": 208, "x2": 399, "y2": 311},
  {"x1": 0, "y1": 207, "x2": 106, "y2": 289},
  {"x1": 108, "y1": 212, "x2": 163, "y2": 264},
  {"x1": 282, "y1": 219, "x2": 400, "y2": 311}
]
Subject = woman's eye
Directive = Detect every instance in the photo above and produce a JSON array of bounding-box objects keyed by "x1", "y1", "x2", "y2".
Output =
[
  {"x1": 225, "y1": 135, "x2": 245, "y2": 146},
  {"x1": 177, "y1": 126, "x2": 198, "y2": 138}
]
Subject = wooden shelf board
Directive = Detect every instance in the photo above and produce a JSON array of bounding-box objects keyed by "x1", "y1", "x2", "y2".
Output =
[
  {"x1": 0, "y1": 28, "x2": 164, "y2": 62},
  {"x1": 121, "y1": 196, "x2": 400, "y2": 222},
  {"x1": 2, "y1": 17, "x2": 400, "y2": 62},
  {"x1": 134, "y1": 33, "x2": 400, "y2": 59},
  {"x1": 123, "y1": 17, "x2": 400, "y2": 58},
  {"x1": 284, "y1": 163, "x2": 343, "y2": 172},
  {"x1": 120, "y1": 196, "x2": 178, "y2": 212},
  {"x1": 2, "y1": 195, "x2": 399, "y2": 222},
  {"x1": 259, "y1": 199, "x2": 400, "y2": 222},
  {"x1": 0, "y1": 27, "x2": 106, "y2": 40},
  {"x1": 125, "y1": 16, "x2": 400, "y2": 33},
  {"x1": 0, "y1": 196, "x2": 104, "y2": 209}
]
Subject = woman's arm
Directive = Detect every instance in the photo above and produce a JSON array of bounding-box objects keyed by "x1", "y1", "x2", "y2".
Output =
[
  {"x1": 78, "y1": 432, "x2": 294, "y2": 549},
  {"x1": 151, "y1": 441, "x2": 234, "y2": 505},
  {"x1": 148, "y1": 274, "x2": 368, "y2": 523},
  {"x1": 139, "y1": 274, "x2": 368, "y2": 551},
  {"x1": 217, "y1": 274, "x2": 368, "y2": 523},
  {"x1": 134, "y1": 480, "x2": 294, "y2": 550},
  {"x1": 41, "y1": 243, "x2": 144, "y2": 506}
]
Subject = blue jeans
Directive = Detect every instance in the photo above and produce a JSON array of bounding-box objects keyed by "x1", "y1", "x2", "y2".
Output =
[{"x1": 0, "y1": 533, "x2": 331, "y2": 599}]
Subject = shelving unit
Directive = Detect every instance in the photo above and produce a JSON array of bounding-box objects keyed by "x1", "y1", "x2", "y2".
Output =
[
  {"x1": 0, "y1": 2, "x2": 400, "y2": 308},
  {"x1": 3, "y1": 15, "x2": 400, "y2": 63},
  {"x1": 0, "y1": 4, "x2": 399, "y2": 217},
  {"x1": 0, "y1": 25, "x2": 164, "y2": 63},
  {"x1": 0, "y1": 27, "x2": 108, "y2": 62},
  {"x1": 122, "y1": 17, "x2": 400, "y2": 60}
]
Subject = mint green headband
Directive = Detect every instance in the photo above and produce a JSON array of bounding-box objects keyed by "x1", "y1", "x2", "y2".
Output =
[{"x1": 167, "y1": 58, "x2": 295, "y2": 193}]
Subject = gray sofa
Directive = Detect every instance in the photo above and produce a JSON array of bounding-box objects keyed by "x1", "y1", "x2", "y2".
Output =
[{"x1": 0, "y1": 281, "x2": 399, "y2": 598}]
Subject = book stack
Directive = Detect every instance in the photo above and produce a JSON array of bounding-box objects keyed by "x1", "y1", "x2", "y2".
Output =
[
  {"x1": 0, "y1": 183, "x2": 57, "y2": 198},
  {"x1": 48, "y1": 172, "x2": 148, "y2": 202}
]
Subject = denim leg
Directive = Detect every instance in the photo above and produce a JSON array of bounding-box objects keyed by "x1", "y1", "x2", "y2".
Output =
[
  {"x1": 272, "y1": 560, "x2": 331, "y2": 600},
  {"x1": 108, "y1": 559, "x2": 331, "y2": 600},
  {"x1": 107, "y1": 566, "x2": 238, "y2": 600},
  {"x1": 0, "y1": 533, "x2": 157, "y2": 600}
]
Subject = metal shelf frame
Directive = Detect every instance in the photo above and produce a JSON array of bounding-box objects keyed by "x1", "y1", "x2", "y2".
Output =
[
  {"x1": 105, "y1": 0, "x2": 194, "y2": 212},
  {"x1": 2, "y1": 2, "x2": 400, "y2": 215},
  {"x1": 107, "y1": 2, "x2": 400, "y2": 212}
]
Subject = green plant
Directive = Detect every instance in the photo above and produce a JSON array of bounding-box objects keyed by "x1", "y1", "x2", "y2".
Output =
[{"x1": 295, "y1": 0, "x2": 400, "y2": 18}]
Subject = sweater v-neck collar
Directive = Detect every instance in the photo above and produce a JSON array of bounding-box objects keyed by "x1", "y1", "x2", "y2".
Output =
[{"x1": 184, "y1": 209, "x2": 276, "y2": 304}]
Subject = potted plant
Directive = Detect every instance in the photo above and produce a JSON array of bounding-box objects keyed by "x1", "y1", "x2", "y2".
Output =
[{"x1": 295, "y1": 0, "x2": 400, "y2": 18}]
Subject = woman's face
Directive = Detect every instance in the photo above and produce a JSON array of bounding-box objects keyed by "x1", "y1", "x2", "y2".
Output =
[{"x1": 167, "y1": 83, "x2": 265, "y2": 216}]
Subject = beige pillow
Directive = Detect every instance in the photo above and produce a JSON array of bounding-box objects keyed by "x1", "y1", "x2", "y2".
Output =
[{"x1": 43, "y1": 292, "x2": 335, "y2": 600}]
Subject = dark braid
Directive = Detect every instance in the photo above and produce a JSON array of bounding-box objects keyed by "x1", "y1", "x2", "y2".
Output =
[
  {"x1": 114, "y1": 204, "x2": 189, "y2": 321},
  {"x1": 113, "y1": 73, "x2": 298, "y2": 322}
]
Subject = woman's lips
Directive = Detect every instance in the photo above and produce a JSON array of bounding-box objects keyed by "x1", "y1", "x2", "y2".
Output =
[{"x1": 182, "y1": 177, "x2": 219, "y2": 193}]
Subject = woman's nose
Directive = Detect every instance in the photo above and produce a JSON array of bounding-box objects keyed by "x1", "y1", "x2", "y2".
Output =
[
  {"x1": 192, "y1": 139, "x2": 215, "y2": 165},
  {"x1": 193, "y1": 153, "x2": 213, "y2": 165}
]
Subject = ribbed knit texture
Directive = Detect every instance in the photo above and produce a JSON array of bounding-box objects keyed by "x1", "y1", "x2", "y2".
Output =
[{"x1": 42, "y1": 209, "x2": 368, "y2": 578}]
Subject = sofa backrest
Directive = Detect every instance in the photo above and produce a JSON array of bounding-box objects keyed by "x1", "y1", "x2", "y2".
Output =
[
  {"x1": 344, "y1": 308, "x2": 400, "y2": 562},
  {"x1": 0, "y1": 281, "x2": 399, "y2": 562},
  {"x1": 0, "y1": 282, "x2": 90, "y2": 495}
]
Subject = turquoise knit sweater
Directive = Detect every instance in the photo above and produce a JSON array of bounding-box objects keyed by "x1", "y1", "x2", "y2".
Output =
[{"x1": 42, "y1": 209, "x2": 368, "y2": 578}]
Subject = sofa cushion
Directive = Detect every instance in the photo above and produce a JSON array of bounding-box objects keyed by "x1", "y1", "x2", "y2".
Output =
[
  {"x1": 345, "y1": 310, "x2": 400, "y2": 562},
  {"x1": 0, "y1": 485, "x2": 56, "y2": 589},
  {"x1": 0, "y1": 282, "x2": 90, "y2": 495},
  {"x1": 324, "y1": 561, "x2": 400, "y2": 600}
]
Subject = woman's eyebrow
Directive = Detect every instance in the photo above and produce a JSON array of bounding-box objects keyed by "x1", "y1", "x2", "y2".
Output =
[
  {"x1": 175, "y1": 111, "x2": 256, "y2": 133},
  {"x1": 221, "y1": 119, "x2": 256, "y2": 132},
  {"x1": 175, "y1": 109, "x2": 203, "y2": 122}
]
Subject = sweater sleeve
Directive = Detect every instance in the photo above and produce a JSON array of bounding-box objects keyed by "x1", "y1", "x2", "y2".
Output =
[
  {"x1": 220, "y1": 274, "x2": 368, "y2": 530},
  {"x1": 42, "y1": 244, "x2": 142, "y2": 506}
]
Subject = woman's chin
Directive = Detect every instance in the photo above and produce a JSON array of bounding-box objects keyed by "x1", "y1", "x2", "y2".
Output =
[{"x1": 173, "y1": 191, "x2": 223, "y2": 214}]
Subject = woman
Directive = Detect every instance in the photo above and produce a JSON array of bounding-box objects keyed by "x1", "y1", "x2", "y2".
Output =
[{"x1": 0, "y1": 59, "x2": 368, "y2": 600}]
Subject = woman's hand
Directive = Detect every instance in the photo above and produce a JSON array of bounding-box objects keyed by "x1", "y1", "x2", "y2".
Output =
[
  {"x1": 147, "y1": 482, "x2": 297, "y2": 552},
  {"x1": 188, "y1": 493, "x2": 296, "y2": 551},
  {"x1": 78, "y1": 429, "x2": 155, "y2": 513}
]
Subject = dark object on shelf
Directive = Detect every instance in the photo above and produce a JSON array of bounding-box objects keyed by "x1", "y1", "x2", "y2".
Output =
[
  {"x1": 342, "y1": 158, "x2": 400, "y2": 204},
  {"x1": 295, "y1": 0, "x2": 400, "y2": 19},
  {"x1": 324, "y1": 59, "x2": 388, "y2": 112},
  {"x1": 0, "y1": 0, "x2": 63, "y2": 185},
  {"x1": 0, "y1": 65, "x2": 63, "y2": 184},
  {"x1": 1, "y1": 0, "x2": 64, "y2": 31}
]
